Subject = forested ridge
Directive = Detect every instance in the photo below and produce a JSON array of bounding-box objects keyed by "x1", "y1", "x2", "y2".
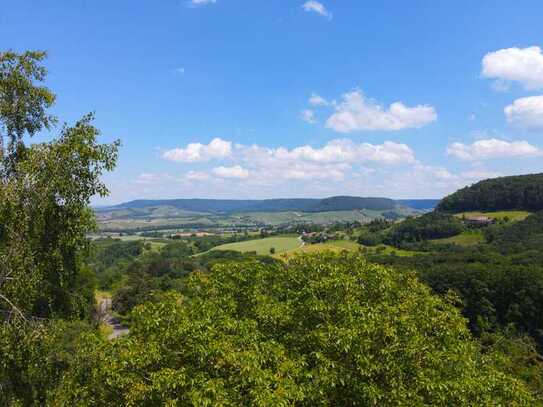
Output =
[
  {"x1": 107, "y1": 195, "x2": 399, "y2": 213},
  {"x1": 437, "y1": 173, "x2": 543, "y2": 213},
  {"x1": 1, "y1": 51, "x2": 542, "y2": 405}
]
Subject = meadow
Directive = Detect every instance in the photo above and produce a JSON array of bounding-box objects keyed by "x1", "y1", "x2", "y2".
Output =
[
  {"x1": 430, "y1": 230, "x2": 486, "y2": 246},
  {"x1": 211, "y1": 236, "x2": 302, "y2": 255}
]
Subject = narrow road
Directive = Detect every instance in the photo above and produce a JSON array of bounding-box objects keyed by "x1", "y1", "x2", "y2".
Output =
[{"x1": 99, "y1": 297, "x2": 129, "y2": 340}]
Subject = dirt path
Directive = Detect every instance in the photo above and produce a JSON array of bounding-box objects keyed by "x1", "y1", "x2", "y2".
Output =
[{"x1": 99, "y1": 297, "x2": 129, "y2": 340}]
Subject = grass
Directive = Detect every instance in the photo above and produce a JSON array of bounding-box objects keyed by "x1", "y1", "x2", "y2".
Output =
[
  {"x1": 360, "y1": 244, "x2": 421, "y2": 257},
  {"x1": 211, "y1": 236, "x2": 302, "y2": 256},
  {"x1": 431, "y1": 230, "x2": 485, "y2": 246},
  {"x1": 325, "y1": 239, "x2": 360, "y2": 250},
  {"x1": 454, "y1": 210, "x2": 530, "y2": 222},
  {"x1": 98, "y1": 323, "x2": 113, "y2": 338}
]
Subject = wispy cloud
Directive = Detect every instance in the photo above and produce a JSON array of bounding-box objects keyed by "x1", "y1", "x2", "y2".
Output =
[
  {"x1": 212, "y1": 165, "x2": 249, "y2": 179},
  {"x1": 302, "y1": 1, "x2": 332, "y2": 20},
  {"x1": 300, "y1": 109, "x2": 317, "y2": 123},
  {"x1": 309, "y1": 93, "x2": 329, "y2": 106},
  {"x1": 189, "y1": 0, "x2": 217, "y2": 7}
]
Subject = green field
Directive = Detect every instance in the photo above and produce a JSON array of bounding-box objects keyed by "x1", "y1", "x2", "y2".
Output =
[
  {"x1": 431, "y1": 230, "x2": 485, "y2": 246},
  {"x1": 326, "y1": 240, "x2": 360, "y2": 250},
  {"x1": 454, "y1": 210, "x2": 530, "y2": 222},
  {"x1": 211, "y1": 236, "x2": 302, "y2": 255}
]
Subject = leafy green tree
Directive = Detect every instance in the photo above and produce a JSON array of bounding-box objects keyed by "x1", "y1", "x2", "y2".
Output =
[
  {"x1": 53, "y1": 253, "x2": 533, "y2": 405},
  {"x1": 0, "y1": 50, "x2": 119, "y2": 321},
  {"x1": 0, "y1": 50, "x2": 119, "y2": 404}
]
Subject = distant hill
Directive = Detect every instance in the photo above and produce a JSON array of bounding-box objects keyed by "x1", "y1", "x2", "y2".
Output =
[
  {"x1": 102, "y1": 196, "x2": 400, "y2": 214},
  {"x1": 437, "y1": 173, "x2": 543, "y2": 213}
]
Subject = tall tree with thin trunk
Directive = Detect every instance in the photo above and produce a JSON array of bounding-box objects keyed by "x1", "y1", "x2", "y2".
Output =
[{"x1": 0, "y1": 50, "x2": 119, "y2": 321}]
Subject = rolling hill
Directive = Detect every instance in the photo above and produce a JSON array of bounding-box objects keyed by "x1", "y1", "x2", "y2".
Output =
[
  {"x1": 100, "y1": 196, "x2": 438, "y2": 215},
  {"x1": 101, "y1": 196, "x2": 398, "y2": 214},
  {"x1": 437, "y1": 173, "x2": 543, "y2": 213}
]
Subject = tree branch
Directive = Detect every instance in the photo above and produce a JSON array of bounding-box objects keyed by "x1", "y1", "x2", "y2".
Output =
[{"x1": 0, "y1": 293, "x2": 26, "y2": 321}]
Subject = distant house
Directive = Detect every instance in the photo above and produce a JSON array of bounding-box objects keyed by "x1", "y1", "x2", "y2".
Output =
[
  {"x1": 464, "y1": 216, "x2": 495, "y2": 227},
  {"x1": 301, "y1": 231, "x2": 339, "y2": 244}
]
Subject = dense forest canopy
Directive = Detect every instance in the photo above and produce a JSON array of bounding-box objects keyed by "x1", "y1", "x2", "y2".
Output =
[
  {"x1": 437, "y1": 173, "x2": 543, "y2": 213},
  {"x1": 48, "y1": 254, "x2": 534, "y2": 405}
]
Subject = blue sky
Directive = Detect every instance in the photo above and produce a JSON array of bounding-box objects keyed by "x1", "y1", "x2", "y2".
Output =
[{"x1": 2, "y1": 0, "x2": 543, "y2": 203}]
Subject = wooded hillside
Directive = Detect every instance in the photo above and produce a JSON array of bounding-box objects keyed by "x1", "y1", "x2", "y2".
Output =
[{"x1": 437, "y1": 173, "x2": 543, "y2": 213}]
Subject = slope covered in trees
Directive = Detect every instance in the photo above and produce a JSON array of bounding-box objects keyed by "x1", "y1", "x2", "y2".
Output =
[
  {"x1": 369, "y1": 211, "x2": 543, "y2": 343},
  {"x1": 106, "y1": 196, "x2": 399, "y2": 213},
  {"x1": 437, "y1": 173, "x2": 543, "y2": 213},
  {"x1": 356, "y1": 213, "x2": 465, "y2": 248}
]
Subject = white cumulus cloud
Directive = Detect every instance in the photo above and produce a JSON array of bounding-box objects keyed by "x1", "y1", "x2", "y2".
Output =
[
  {"x1": 504, "y1": 96, "x2": 543, "y2": 129},
  {"x1": 482, "y1": 46, "x2": 543, "y2": 90},
  {"x1": 325, "y1": 90, "x2": 437, "y2": 132},
  {"x1": 212, "y1": 165, "x2": 249, "y2": 179},
  {"x1": 163, "y1": 138, "x2": 232, "y2": 162},
  {"x1": 447, "y1": 138, "x2": 542, "y2": 161},
  {"x1": 302, "y1": 1, "x2": 332, "y2": 19},
  {"x1": 161, "y1": 137, "x2": 421, "y2": 188},
  {"x1": 266, "y1": 139, "x2": 416, "y2": 165}
]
